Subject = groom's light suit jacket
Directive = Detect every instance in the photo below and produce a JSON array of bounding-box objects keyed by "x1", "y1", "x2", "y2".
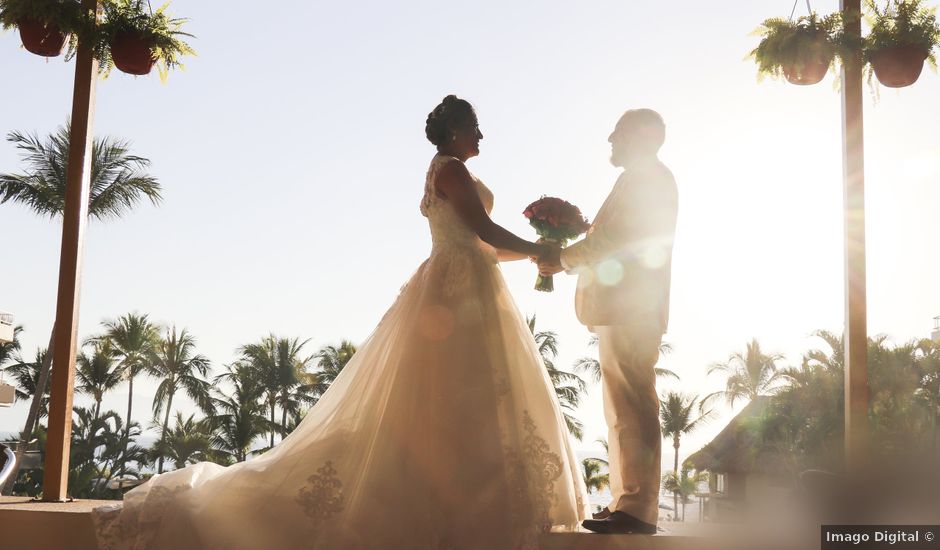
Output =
[{"x1": 560, "y1": 158, "x2": 678, "y2": 333}]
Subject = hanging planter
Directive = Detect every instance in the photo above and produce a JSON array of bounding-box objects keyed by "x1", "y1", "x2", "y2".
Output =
[
  {"x1": 0, "y1": 0, "x2": 82, "y2": 58},
  {"x1": 16, "y1": 17, "x2": 68, "y2": 57},
  {"x1": 110, "y1": 29, "x2": 156, "y2": 74},
  {"x1": 863, "y1": 0, "x2": 940, "y2": 88},
  {"x1": 751, "y1": 13, "x2": 843, "y2": 86},
  {"x1": 869, "y1": 44, "x2": 929, "y2": 86},
  {"x1": 99, "y1": 0, "x2": 194, "y2": 81}
]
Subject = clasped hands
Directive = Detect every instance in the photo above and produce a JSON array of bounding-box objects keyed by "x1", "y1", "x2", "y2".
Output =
[{"x1": 532, "y1": 241, "x2": 564, "y2": 276}]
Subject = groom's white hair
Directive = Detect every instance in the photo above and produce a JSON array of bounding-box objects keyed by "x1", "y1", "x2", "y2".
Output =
[{"x1": 620, "y1": 108, "x2": 665, "y2": 151}]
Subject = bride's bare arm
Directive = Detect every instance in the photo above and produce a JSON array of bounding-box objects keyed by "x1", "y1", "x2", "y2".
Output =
[
  {"x1": 435, "y1": 160, "x2": 546, "y2": 259},
  {"x1": 496, "y1": 249, "x2": 528, "y2": 262}
]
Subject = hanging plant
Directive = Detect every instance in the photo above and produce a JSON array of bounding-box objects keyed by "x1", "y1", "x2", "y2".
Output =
[
  {"x1": 864, "y1": 0, "x2": 940, "y2": 87},
  {"x1": 0, "y1": 0, "x2": 82, "y2": 57},
  {"x1": 751, "y1": 13, "x2": 843, "y2": 85},
  {"x1": 98, "y1": 0, "x2": 194, "y2": 80}
]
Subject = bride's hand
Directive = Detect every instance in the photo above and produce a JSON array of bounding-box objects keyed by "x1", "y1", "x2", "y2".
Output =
[
  {"x1": 530, "y1": 242, "x2": 552, "y2": 264},
  {"x1": 536, "y1": 243, "x2": 564, "y2": 275}
]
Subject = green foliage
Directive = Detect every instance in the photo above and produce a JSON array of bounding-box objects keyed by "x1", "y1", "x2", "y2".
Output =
[
  {"x1": 865, "y1": 0, "x2": 940, "y2": 63},
  {"x1": 209, "y1": 363, "x2": 270, "y2": 463},
  {"x1": 705, "y1": 338, "x2": 786, "y2": 408},
  {"x1": 0, "y1": 324, "x2": 22, "y2": 368},
  {"x1": 573, "y1": 335, "x2": 678, "y2": 384},
  {"x1": 97, "y1": 0, "x2": 195, "y2": 81},
  {"x1": 0, "y1": 0, "x2": 82, "y2": 33},
  {"x1": 662, "y1": 467, "x2": 707, "y2": 521},
  {"x1": 69, "y1": 407, "x2": 148, "y2": 499},
  {"x1": 582, "y1": 458, "x2": 610, "y2": 494},
  {"x1": 75, "y1": 341, "x2": 124, "y2": 420},
  {"x1": 720, "y1": 332, "x2": 940, "y2": 476},
  {"x1": 527, "y1": 315, "x2": 587, "y2": 441},
  {"x1": 1, "y1": 345, "x2": 52, "y2": 420},
  {"x1": 0, "y1": 123, "x2": 163, "y2": 221},
  {"x1": 750, "y1": 13, "x2": 843, "y2": 80},
  {"x1": 238, "y1": 335, "x2": 314, "y2": 447}
]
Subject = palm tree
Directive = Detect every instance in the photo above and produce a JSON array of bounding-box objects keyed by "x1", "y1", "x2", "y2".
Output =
[
  {"x1": 0, "y1": 123, "x2": 163, "y2": 220},
  {"x1": 582, "y1": 458, "x2": 610, "y2": 494},
  {"x1": 595, "y1": 437, "x2": 610, "y2": 465},
  {"x1": 75, "y1": 342, "x2": 124, "y2": 423},
  {"x1": 0, "y1": 325, "x2": 23, "y2": 367},
  {"x1": 209, "y1": 363, "x2": 270, "y2": 463},
  {"x1": 573, "y1": 335, "x2": 678, "y2": 383},
  {"x1": 526, "y1": 316, "x2": 586, "y2": 440},
  {"x1": 913, "y1": 339, "x2": 940, "y2": 449},
  {"x1": 661, "y1": 467, "x2": 707, "y2": 521},
  {"x1": 149, "y1": 412, "x2": 214, "y2": 470},
  {"x1": 705, "y1": 338, "x2": 785, "y2": 407},
  {"x1": 239, "y1": 335, "x2": 313, "y2": 446},
  {"x1": 1, "y1": 347, "x2": 52, "y2": 419},
  {"x1": 69, "y1": 407, "x2": 147, "y2": 499},
  {"x1": 87, "y1": 312, "x2": 160, "y2": 473},
  {"x1": 659, "y1": 391, "x2": 713, "y2": 517},
  {"x1": 0, "y1": 123, "x2": 163, "y2": 488},
  {"x1": 310, "y1": 340, "x2": 357, "y2": 399},
  {"x1": 147, "y1": 327, "x2": 213, "y2": 473}
]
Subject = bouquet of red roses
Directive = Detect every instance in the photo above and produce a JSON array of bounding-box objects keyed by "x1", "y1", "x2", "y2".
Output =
[{"x1": 523, "y1": 196, "x2": 591, "y2": 292}]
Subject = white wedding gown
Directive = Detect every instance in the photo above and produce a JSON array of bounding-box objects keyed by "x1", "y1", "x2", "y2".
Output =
[{"x1": 93, "y1": 153, "x2": 589, "y2": 549}]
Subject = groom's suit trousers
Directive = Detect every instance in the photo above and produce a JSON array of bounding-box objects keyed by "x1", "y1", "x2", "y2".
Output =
[{"x1": 597, "y1": 322, "x2": 663, "y2": 525}]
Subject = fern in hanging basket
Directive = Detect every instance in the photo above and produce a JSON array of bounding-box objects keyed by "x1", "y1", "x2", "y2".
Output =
[
  {"x1": 97, "y1": 0, "x2": 194, "y2": 81},
  {"x1": 0, "y1": 0, "x2": 83, "y2": 57},
  {"x1": 863, "y1": 0, "x2": 940, "y2": 87},
  {"x1": 750, "y1": 13, "x2": 843, "y2": 85}
]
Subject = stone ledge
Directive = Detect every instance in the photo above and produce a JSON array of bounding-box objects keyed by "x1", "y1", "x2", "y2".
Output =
[
  {"x1": 0, "y1": 496, "x2": 105, "y2": 549},
  {"x1": 0, "y1": 497, "x2": 751, "y2": 550}
]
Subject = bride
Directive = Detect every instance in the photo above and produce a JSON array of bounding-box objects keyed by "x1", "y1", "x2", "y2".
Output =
[{"x1": 94, "y1": 95, "x2": 589, "y2": 550}]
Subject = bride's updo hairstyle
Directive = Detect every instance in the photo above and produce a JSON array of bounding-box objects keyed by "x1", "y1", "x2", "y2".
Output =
[{"x1": 425, "y1": 95, "x2": 476, "y2": 147}]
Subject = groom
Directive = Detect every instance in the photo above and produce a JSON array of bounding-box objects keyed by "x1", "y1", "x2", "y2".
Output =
[{"x1": 538, "y1": 108, "x2": 678, "y2": 535}]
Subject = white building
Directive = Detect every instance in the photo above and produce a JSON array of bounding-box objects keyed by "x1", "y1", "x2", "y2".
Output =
[
  {"x1": 0, "y1": 311, "x2": 13, "y2": 345},
  {"x1": 0, "y1": 311, "x2": 14, "y2": 407},
  {"x1": 932, "y1": 316, "x2": 940, "y2": 343}
]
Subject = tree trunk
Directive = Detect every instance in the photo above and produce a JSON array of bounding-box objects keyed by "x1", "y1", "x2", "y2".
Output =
[
  {"x1": 120, "y1": 373, "x2": 135, "y2": 476},
  {"x1": 269, "y1": 402, "x2": 276, "y2": 448},
  {"x1": 94, "y1": 396, "x2": 101, "y2": 424},
  {"x1": 673, "y1": 435, "x2": 680, "y2": 521},
  {"x1": 1, "y1": 329, "x2": 54, "y2": 495},
  {"x1": 673, "y1": 436, "x2": 680, "y2": 474},
  {"x1": 280, "y1": 405, "x2": 288, "y2": 441},
  {"x1": 158, "y1": 390, "x2": 174, "y2": 474}
]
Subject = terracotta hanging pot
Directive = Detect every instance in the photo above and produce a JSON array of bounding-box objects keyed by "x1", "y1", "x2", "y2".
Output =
[
  {"x1": 783, "y1": 57, "x2": 830, "y2": 85},
  {"x1": 17, "y1": 17, "x2": 68, "y2": 57},
  {"x1": 783, "y1": 34, "x2": 831, "y2": 86},
  {"x1": 869, "y1": 44, "x2": 929, "y2": 88},
  {"x1": 110, "y1": 31, "x2": 156, "y2": 75}
]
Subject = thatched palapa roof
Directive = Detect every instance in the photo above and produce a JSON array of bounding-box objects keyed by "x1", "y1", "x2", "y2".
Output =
[{"x1": 685, "y1": 396, "x2": 791, "y2": 475}]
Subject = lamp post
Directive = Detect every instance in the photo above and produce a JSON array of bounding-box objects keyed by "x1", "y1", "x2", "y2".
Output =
[
  {"x1": 839, "y1": 0, "x2": 869, "y2": 475},
  {"x1": 41, "y1": 0, "x2": 100, "y2": 502}
]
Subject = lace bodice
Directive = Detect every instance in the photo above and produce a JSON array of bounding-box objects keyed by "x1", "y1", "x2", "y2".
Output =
[{"x1": 421, "y1": 153, "x2": 495, "y2": 253}]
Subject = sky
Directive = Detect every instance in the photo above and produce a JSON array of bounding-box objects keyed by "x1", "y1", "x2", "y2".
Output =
[{"x1": 1, "y1": 0, "x2": 939, "y2": 469}]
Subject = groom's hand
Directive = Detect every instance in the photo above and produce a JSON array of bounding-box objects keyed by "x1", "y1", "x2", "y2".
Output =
[{"x1": 537, "y1": 245, "x2": 564, "y2": 276}]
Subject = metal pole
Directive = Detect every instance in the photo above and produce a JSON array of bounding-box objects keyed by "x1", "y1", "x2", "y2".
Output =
[
  {"x1": 42, "y1": 0, "x2": 99, "y2": 502},
  {"x1": 839, "y1": 0, "x2": 869, "y2": 475}
]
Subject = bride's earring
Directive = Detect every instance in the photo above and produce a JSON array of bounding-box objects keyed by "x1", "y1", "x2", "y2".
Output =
[{"x1": 451, "y1": 133, "x2": 457, "y2": 141}]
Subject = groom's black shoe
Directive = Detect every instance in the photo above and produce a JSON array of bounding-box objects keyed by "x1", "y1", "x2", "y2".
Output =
[{"x1": 581, "y1": 511, "x2": 657, "y2": 535}]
